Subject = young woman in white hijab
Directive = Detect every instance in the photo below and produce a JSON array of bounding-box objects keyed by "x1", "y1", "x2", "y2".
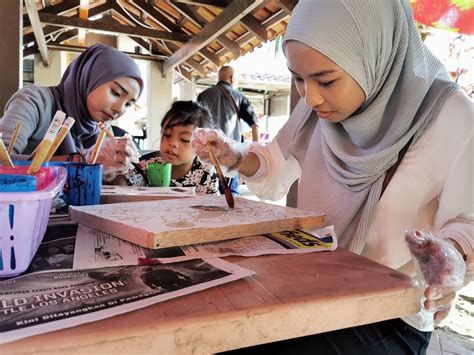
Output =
[{"x1": 192, "y1": 0, "x2": 473, "y2": 353}]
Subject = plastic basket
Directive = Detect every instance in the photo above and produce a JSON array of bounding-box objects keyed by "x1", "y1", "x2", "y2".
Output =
[{"x1": 0, "y1": 166, "x2": 67, "y2": 277}]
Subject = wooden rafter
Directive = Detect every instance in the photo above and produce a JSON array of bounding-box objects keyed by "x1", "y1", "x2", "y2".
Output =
[
  {"x1": 37, "y1": 12, "x2": 191, "y2": 43},
  {"x1": 24, "y1": 26, "x2": 62, "y2": 46},
  {"x1": 233, "y1": 9, "x2": 289, "y2": 49},
  {"x1": 112, "y1": 3, "x2": 207, "y2": 76},
  {"x1": 173, "y1": 0, "x2": 269, "y2": 43},
  {"x1": 24, "y1": 0, "x2": 49, "y2": 64},
  {"x1": 23, "y1": 0, "x2": 80, "y2": 28},
  {"x1": 276, "y1": 0, "x2": 297, "y2": 14},
  {"x1": 170, "y1": 2, "x2": 241, "y2": 58},
  {"x1": 170, "y1": 0, "x2": 232, "y2": 8},
  {"x1": 46, "y1": 43, "x2": 162, "y2": 62},
  {"x1": 22, "y1": 0, "x2": 295, "y2": 77},
  {"x1": 133, "y1": 0, "x2": 220, "y2": 67},
  {"x1": 24, "y1": 2, "x2": 114, "y2": 53},
  {"x1": 164, "y1": 0, "x2": 264, "y2": 73},
  {"x1": 240, "y1": 13, "x2": 267, "y2": 42},
  {"x1": 78, "y1": 0, "x2": 89, "y2": 45}
]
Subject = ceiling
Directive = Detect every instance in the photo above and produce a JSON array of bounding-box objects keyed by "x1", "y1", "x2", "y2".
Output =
[{"x1": 23, "y1": 0, "x2": 297, "y2": 81}]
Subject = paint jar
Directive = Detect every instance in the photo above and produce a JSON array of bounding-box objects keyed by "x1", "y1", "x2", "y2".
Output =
[
  {"x1": 62, "y1": 163, "x2": 103, "y2": 207},
  {"x1": 0, "y1": 167, "x2": 67, "y2": 277},
  {"x1": 147, "y1": 162, "x2": 172, "y2": 187}
]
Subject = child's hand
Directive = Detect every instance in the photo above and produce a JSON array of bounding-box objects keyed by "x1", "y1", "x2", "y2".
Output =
[{"x1": 191, "y1": 128, "x2": 251, "y2": 175}]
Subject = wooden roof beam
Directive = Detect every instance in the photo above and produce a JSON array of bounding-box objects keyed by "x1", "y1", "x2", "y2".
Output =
[
  {"x1": 78, "y1": 0, "x2": 89, "y2": 46},
  {"x1": 111, "y1": 4, "x2": 206, "y2": 75},
  {"x1": 163, "y1": 0, "x2": 263, "y2": 73},
  {"x1": 24, "y1": 0, "x2": 49, "y2": 65},
  {"x1": 24, "y1": 2, "x2": 114, "y2": 49},
  {"x1": 214, "y1": 9, "x2": 289, "y2": 56},
  {"x1": 276, "y1": 0, "x2": 297, "y2": 14},
  {"x1": 24, "y1": 26, "x2": 62, "y2": 46},
  {"x1": 23, "y1": 0, "x2": 80, "y2": 28},
  {"x1": 170, "y1": 0, "x2": 232, "y2": 8},
  {"x1": 24, "y1": 29, "x2": 80, "y2": 57},
  {"x1": 133, "y1": 0, "x2": 220, "y2": 67},
  {"x1": 37, "y1": 12, "x2": 191, "y2": 43},
  {"x1": 173, "y1": 0, "x2": 269, "y2": 42},
  {"x1": 170, "y1": 2, "x2": 241, "y2": 58},
  {"x1": 240, "y1": 14, "x2": 267, "y2": 42},
  {"x1": 46, "y1": 43, "x2": 162, "y2": 62}
]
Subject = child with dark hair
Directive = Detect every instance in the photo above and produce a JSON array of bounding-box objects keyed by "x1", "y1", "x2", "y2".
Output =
[{"x1": 140, "y1": 100, "x2": 219, "y2": 194}]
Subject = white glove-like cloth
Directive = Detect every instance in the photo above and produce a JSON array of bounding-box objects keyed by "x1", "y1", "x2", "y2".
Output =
[
  {"x1": 405, "y1": 229, "x2": 466, "y2": 324},
  {"x1": 83, "y1": 134, "x2": 140, "y2": 182},
  {"x1": 191, "y1": 128, "x2": 251, "y2": 177}
]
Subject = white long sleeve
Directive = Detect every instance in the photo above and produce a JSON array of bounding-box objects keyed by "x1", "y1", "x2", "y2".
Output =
[{"x1": 242, "y1": 141, "x2": 301, "y2": 201}]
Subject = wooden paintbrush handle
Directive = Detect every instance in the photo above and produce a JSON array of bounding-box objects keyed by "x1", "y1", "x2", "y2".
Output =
[
  {"x1": 206, "y1": 142, "x2": 224, "y2": 178},
  {"x1": 206, "y1": 142, "x2": 234, "y2": 209}
]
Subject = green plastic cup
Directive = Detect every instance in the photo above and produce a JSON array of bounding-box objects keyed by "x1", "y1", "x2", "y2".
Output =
[{"x1": 147, "y1": 162, "x2": 172, "y2": 187}]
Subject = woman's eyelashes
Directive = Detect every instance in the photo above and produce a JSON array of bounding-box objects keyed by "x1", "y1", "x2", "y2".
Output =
[
  {"x1": 111, "y1": 88, "x2": 133, "y2": 108},
  {"x1": 292, "y1": 75, "x2": 336, "y2": 88},
  {"x1": 111, "y1": 88, "x2": 121, "y2": 97},
  {"x1": 319, "y1": 80, "x2": 335, "y2": 88}
]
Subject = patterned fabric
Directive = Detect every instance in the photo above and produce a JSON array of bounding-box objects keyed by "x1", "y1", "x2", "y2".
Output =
[{"x1": 170, "y1": 156, "x2": 219, "y2": 195}]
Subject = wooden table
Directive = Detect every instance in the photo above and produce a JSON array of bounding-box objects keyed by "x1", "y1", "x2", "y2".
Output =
[{"x1": 0, "y1": 249, "x2": 419, "y2": 354}]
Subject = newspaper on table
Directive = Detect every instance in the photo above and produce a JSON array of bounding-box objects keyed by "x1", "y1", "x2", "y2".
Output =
[
  {"x1": 0, "y1": 224, "x2": 255, "y2": 344},
  {"x1": 73, "y1": 224, "x2": 338, "y2": 269}
]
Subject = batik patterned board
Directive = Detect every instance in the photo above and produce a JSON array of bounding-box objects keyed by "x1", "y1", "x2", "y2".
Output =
[{"x1": 69, "y1": 196, "x2": 325, "y2": 249}]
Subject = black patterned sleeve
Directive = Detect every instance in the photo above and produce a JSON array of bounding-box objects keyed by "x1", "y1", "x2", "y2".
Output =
[{"x1": 203, "y1": 165, "x2": 219, "y2": 194}]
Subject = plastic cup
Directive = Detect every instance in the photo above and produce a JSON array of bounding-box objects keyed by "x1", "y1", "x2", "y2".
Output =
[
  {"x1": 147, "y1": 162, "x2": 172, "y2": 187},
  {"x1": 62, "y1": 163, "x2": 103, "y2": 206}
]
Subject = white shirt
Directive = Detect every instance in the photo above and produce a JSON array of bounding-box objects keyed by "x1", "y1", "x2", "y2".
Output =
[{"x1": 243, "y1": 90, "x2": 473, "y2": 331}]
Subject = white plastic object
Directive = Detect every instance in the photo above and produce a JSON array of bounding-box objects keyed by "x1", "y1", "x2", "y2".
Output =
[{"x1": 0, "y1": 166, "x2": 67, "y2": 277}]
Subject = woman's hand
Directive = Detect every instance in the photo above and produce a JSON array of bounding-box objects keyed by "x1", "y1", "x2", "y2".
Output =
[
  {"x1": 85, "y1": 134, "x2": 140, "y2": 181},
  {"x1": 191, "y1": 128, "x2": 251, "y2": 175},
  {"x1": 405, "y1": 229, "x2": 466, "y2": 324}
]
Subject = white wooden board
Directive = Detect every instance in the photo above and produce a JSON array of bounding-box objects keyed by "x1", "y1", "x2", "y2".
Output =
[{"x1": 69, "y1": 196, "x2": 325, "y2": 249}]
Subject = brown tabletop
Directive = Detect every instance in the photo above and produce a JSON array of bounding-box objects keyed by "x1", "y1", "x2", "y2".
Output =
[{"x1": 0, "y1": 249, "x2": 419, "y2": 354}]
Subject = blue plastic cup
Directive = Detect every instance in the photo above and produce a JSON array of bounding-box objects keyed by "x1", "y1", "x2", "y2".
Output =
[{"x1": 62, "y1": 163, "x2": 103, "y2": 206}]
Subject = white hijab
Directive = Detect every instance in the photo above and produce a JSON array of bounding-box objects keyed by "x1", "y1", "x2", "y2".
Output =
[{"x1": 279, "y1": 0, "x2": 459, "y2": 253}]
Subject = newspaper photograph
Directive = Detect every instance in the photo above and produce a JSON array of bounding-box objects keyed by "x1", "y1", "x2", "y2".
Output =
[
  {"x1": 0, "y1": 223, "x2": 78, "y2": 284},
  {"x1": 0, "y1": 258, "x2": 254, "y2": 344},
  {"x1": 73, "y1": 225, "x2": 337, "y2": 268}
]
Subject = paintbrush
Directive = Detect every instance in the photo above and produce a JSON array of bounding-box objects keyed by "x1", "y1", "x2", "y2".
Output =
[
  {"x1": 44, "y1": 116, "x2": 75, "y2": 162},
  {"x1": 88, "y1": 124, "x2": 107, "y2": 164},
  {"x1": 0, "y1": 134, "x2": 14, "y2": 167},
  {"x1": 206, "y1": 142, "x2": 234, "y2": 209},
  {"x1": 7, "y1": 121, "x2": 22, "y2": 155},
  {"x1": 27, "y1": 110, "x2": 66, "y2": 174},
  {"x1": 99, "y1": 121, "x2": 115, "y2": 138}
]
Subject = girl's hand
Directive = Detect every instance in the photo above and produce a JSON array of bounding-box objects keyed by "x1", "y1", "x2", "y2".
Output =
[
  {"x1": 191, "y1": 128, "x2": 251, "y2": 175},
  {"x1": 405, "y1": 229, "x2": 466, "y2": 324}
]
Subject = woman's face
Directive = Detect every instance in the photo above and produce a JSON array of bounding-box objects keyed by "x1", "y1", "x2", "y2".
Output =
[
  {"x1": 285, "y1": 41, "x2": 366, "y2": 123},
  {"x1": 86, "y1": 77, "x2": 141, "y2": 122},
  {"x1": 160, "y1": 124, "x2": 196, "y2": 167}
]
